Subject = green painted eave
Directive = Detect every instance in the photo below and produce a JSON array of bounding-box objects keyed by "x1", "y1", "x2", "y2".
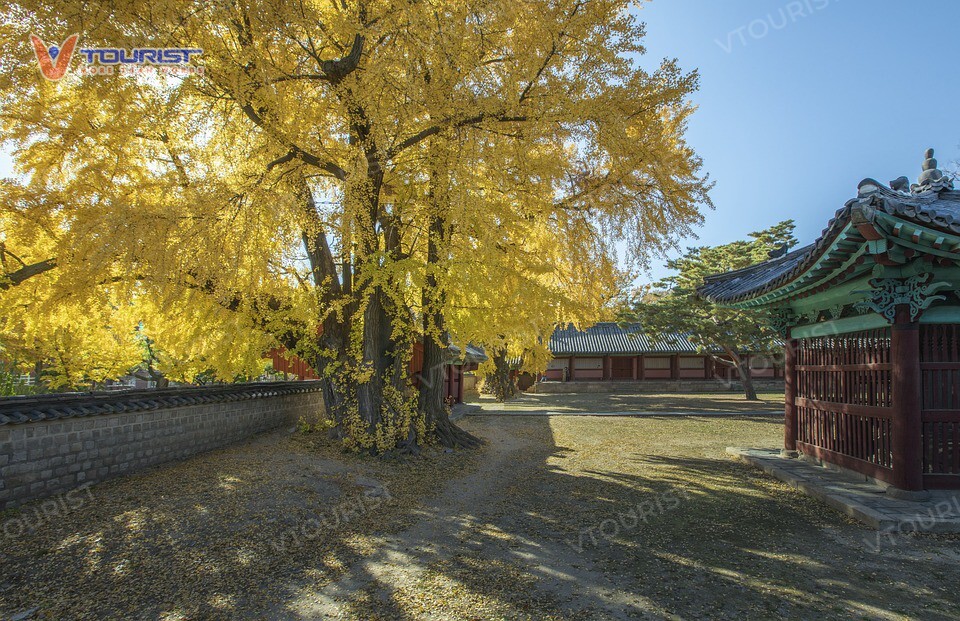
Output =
[
  {"x1": 790, "y1": 304, "x2": 960, "y2": 339},
  {"x1": 723, "y1": 211, "x2": 960, "y2": 312},
  {"x1": 873, "y1": 211, "x2": 960, "y2": 261},
  {"x1": 790, "y1": 313, "x2": 889, "y2": 338}
]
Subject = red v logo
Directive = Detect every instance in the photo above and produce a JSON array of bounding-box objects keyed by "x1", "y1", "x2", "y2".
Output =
[{"x1": 30, "y1": 34, "x2": 79, "y2": 81}]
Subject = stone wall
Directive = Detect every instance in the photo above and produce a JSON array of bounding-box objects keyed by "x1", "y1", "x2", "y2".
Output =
[
  {"x1": 529, "y1": 379, "x2": 784, "y2": 394},
  {"x1": 0, "y1": 382, "x2": 325, "y2": 510}
]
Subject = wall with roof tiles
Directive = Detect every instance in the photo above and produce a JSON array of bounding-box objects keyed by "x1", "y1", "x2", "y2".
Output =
[{"x1": 0, "y1": 390, "x2": 325, "y2": 511}]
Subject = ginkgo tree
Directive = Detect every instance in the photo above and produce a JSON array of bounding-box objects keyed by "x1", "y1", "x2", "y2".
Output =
[{"x1": 0, "y1": 0, "x2": 712, "y2": 450}]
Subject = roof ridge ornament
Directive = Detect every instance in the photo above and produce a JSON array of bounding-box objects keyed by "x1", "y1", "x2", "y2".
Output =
[
  {"x1": 909, "y1": 148, "x2": 954, "y2": 195},
  {"x1": 857, "y1": 178, "x2": 883, "y2": 197}
]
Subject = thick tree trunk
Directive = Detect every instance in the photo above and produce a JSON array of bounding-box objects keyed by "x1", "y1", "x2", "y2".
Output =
[
  {"x1": 299, "y1": 177, "x2": 350, "y2": 424},
  {"x1": 419, "y1": 330, "x2": 481, "y2": 449},
  {"x1": 418, "y1": 214, "x2": 481, "y2": 449},
  {"x1": 486, "y1": 349, "x2": 517, "y2": 402},
  {"x1": 351, "y1": 152, "x2": 398, "y2": 436},
  {"x1": 738, "y1": 366, "x2": 759, "y2": 401},
  {"x1": 356, "y1": 285, "x2": 392, "y2": 434},
  {"x1": 33, "y1": 361, "x2": 44, "y2": 389},
  {"x1": 724, "y1": 348, "x2": 759, "y2": 401}
]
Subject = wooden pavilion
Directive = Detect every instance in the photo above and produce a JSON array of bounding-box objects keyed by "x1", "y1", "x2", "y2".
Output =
[{"x1": 700, "y1": 149, "x2": 960, "y2": 495}]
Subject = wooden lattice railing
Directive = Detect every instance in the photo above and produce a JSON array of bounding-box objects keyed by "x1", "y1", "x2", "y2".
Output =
[
  {"x1": 795, "y1": 328, "x2": 894, "y2": 480},
  {"x1": 920, "y1": 324, "x2": 960, "y2": 479}
]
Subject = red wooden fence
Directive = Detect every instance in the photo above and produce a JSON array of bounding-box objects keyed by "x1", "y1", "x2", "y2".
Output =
[
  {"x1": 920, "y1": 324, "x2": 960, "y2": 483},
  {"x1": 795, "y1": 328, "x2": 894, "y2": 481}
]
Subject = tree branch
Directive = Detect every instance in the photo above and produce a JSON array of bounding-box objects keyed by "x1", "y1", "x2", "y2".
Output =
[
  {"x1": 388, "y1": 111, "x2": 527, "y2": 159},
  {"x1": 229, "y1": 17, "x2": 354, "y2": 180},
  {"x1": 240, "y1": 106, "x2": 348, "y2": 180},
  {"x1": 0, "y1": 258, "x2": 57, "y2": 290}
]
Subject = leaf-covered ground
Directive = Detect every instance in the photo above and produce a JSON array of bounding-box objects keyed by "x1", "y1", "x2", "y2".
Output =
[{"x1": 2, "y1": 393, "x2": 959, "y2": 620}]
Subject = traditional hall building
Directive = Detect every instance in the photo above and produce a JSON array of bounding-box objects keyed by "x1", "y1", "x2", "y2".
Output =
[
  {"x1": 539, "y1": 322, "x2": 782, "y2": 386},
  {"x1": 700, "y1": 148, "x2": 960, "y2": 495}
]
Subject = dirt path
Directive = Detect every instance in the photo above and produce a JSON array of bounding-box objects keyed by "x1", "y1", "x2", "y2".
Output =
[{"x1": 279, "y1": 418, "x2": 651, "y2": 620}]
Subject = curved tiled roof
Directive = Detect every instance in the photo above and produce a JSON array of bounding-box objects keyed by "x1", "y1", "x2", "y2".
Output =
[
  {"x1": 549, "y1": 323, "x2": 704, "y2": 355},
  {"x1": 696, "y1": 245, "x2": 815, "y2": 306},
  {"x1": 0, "y1": 381, "x2": 323, "y2": 426},
  {"x1": 699, "y1": 184, "x2": 960, "y2": 305},
  {"x1": 446, "y1": 343, "x2": 488, "y2": 364},
  {"x1": 875, "y1": 187, "x2": 960, "y2": 231}
]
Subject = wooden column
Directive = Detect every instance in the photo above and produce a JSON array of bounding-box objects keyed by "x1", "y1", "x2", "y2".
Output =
[
  {"x1": 447, "y1": 364, "x2": 454, "y2": 402},
  {"x1": 457, "y1": 365, "x2": 465, "y2": 403},
  {"x1": 568, "y1": 356, "x2": 575, "y2": 381},
  {"x1": 603, "y1": 355, "x2": 610, "y2": 381},
  {"x1": 704, "y1": 356, "x2": 713, "y2": 380},
  {"x1": 784, "y1": 330, "x2": 798, "y2": 454},
  {"x1": 669, "y1": 355, "x2": 679, "y2": 381},
  {"x1": 631, "y1": 356, "x2": 638, "y2": 380},
  {"x1": 891, "y1": 305, "x2": 924, "y2": 492},
  {"x1": 638, "y1": 355, "x2": 645, "y2": 380}
]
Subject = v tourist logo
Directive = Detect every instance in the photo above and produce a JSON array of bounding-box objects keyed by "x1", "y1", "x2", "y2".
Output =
[{"x1": 30, "y1": 33, "x2": 79, "y2": 81}]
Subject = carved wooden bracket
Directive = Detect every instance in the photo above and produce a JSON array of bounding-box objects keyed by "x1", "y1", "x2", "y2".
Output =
[{"x1": 853, "y1": 273, "x2": 950, "y2": 322}]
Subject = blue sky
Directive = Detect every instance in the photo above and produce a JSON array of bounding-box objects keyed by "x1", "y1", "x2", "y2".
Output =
[{"x1": 633, "y1": 0, "x2": 960, "y2": 282}]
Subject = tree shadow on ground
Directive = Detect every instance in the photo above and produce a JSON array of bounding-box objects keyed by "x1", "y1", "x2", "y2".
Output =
[
  {"x1": 0, "y1": 430, "x2": 470, "y2": 620},
  {"x1": 2, "y1": 415, "x2": 959, "y2": 620},
  {"x1": 273, "y1": 415, "x2": 960, "y2": 619}
]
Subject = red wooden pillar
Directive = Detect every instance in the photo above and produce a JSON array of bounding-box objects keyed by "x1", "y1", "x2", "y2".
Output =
[
  {"x1": 784, "y1": 330, "x2": 799, "y2": 454},
  {"x1": 704, "y1": 356, "x2": 713, "y2": 380},
  {"x1": 603, "y1": 355, "x2": 610, "y2": 381},
  {"x1": 457, "y1": 365, "x2": 465, "y2": 403},
  {"x1": 891, "y1": 305, "x2": 924, "y2": 492},
  {"x1": 638, "y1": 355, "x2": 645, "y2": 380},
  {"x1": 669, "y1": 355, "x2": 679, "y2": 380},
  {"x1": 631, "y1": 356, "x2": 638, "y2": 380},
  {"x1": 569, "y1": 356, "x2": 575, "y2": 381},
  {"x1": 446, "y1": 364, "x2": 453, "y2": 401}
]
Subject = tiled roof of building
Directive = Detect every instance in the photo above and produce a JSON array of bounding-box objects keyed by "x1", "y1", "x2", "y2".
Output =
[
  {"x1": 699, "y1": 149, "x2": 960, "y2": 305},
  {"x1": 548, "y1": 323, "x2": 705, "y2": 356},
  {"x1": 0, "y1": 381, "x2": 323, "y2": 426},
  {"x1": 447, "y1": 343, "x2": 488, "y2": 364},
  {"x1": 698, "y1": 244, "x2": 815, "y2": 304}
]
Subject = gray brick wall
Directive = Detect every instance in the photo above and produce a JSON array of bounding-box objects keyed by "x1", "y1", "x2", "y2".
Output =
[{"x1": 0, "y1": 390, "x2": 325, "y2": 510}]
